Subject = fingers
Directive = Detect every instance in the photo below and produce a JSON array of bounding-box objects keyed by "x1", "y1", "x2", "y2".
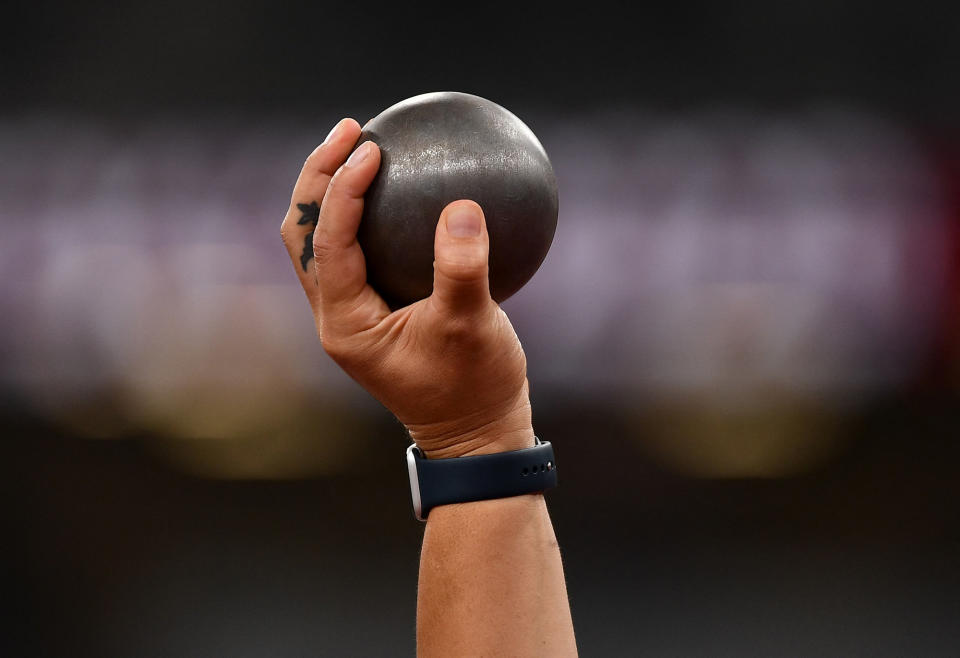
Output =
[
  {"x1": 313, "y1": 139, "x2": 390, "y2": 328},
  {"x1": 429, "y1": 200, "x2": 493, "y2": 317},
  {"x1": 280, "y1": 118, "x2": 362, "y2": 305}
]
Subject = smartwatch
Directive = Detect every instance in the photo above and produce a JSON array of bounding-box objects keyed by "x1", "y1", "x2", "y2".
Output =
[{"x1": 405, "y1": 437, "x2": 558, "y2": 521}]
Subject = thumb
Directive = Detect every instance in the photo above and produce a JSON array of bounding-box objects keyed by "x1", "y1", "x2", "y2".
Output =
[{"x1": 431, "y1": 200, "x2": 492, "y2": 315}]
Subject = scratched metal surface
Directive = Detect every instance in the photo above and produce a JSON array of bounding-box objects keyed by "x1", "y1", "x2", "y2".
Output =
[{"x1": 357, "y1": 92, "x2": 558, "y2": 308}]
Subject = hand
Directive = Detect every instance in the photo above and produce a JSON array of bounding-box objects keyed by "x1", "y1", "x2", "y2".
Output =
[{"x1": 280, "y1": 118, "x2": 535, "y2": 459}]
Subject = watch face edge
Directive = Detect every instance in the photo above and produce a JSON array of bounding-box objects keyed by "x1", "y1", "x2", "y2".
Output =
[{"x1": 405, "y1": 444, "x2": 425, "y2": 521}]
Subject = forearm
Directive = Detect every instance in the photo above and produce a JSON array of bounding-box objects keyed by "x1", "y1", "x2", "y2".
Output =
[{"x1": 417, "y1": 493, "x2": 577, "y2": 657}]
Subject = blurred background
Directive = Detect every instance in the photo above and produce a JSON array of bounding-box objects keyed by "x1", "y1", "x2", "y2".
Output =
[{"x1": 3, "y1": 1, "x2": 960, "y2": 655}]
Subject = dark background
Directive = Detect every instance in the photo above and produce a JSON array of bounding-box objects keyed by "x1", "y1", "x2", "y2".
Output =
[
  {"x1": 6, "y1": 1, "x2": 960, "y2": 119},
  {"x1": 3, "y1": 1, "x2": 960, "y2": 656}
]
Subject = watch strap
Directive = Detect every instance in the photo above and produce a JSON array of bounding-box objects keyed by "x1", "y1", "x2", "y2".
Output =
[{"x1": 408, "y1": 439, "x2": 557, "y2": 520}]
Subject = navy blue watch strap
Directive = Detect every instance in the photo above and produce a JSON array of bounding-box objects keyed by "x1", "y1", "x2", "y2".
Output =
[{"x1": 406, "y1": 438, "x2": 558, "y2": 520}]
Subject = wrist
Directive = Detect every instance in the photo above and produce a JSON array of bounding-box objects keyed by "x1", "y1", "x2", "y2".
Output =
[
  {"x1": 405, "y1": 434, "x2": 555, "y2": 521},
  {"x1": 406, "y1": 395, "x2": 535, "y2": 459},
  {"x1": 431, "y1": 425, "x2": 536, "y2": 459}
]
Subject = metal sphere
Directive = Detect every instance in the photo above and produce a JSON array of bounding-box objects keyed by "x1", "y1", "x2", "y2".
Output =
[{"x1": 356, "y1": 91, "x2": 558, "y2": 309}]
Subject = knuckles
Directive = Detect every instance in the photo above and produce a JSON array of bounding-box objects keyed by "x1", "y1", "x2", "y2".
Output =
[
  {"x1": 320, "y1": 335, "x2": 344, "y2": 360},
  {"x1": 320, "y1": 334, "x2": 359, "y2": 369},
  {"x1": 436, "y1": 256, "x2": 486, "y2": 282},
  {"x1": 434, "y1": 242, "x2": 489, "y2": 286},
  {"x1": 302, "y1": 145, "x2": 324, "y2": 171},
  {"x1": 312, "y1": 231, "x2": 337, "y2": 267}
]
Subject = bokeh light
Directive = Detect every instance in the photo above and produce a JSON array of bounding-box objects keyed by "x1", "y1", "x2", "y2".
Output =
[{"x1": 1, "y1": 107, "x2": 952, "y2": 478}]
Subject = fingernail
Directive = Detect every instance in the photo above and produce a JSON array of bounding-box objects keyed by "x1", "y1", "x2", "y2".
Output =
[
  {"x1": 322, "y1": 119, "x2": 345, "y2": 146},
  {"x1": 345, "y1": 141, "x2": 373, "y2": 167},
  {"x1": 447, "y1": 205, "x2": 482, "y2": 237}
]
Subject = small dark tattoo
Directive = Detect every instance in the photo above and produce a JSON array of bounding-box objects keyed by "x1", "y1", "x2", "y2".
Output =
[
  {"x1": 300, "y1": 233, "x2": 313, "y2": 271},
  {"x1": 297, "y1": 201, "x2": 320, "y2": 271}
]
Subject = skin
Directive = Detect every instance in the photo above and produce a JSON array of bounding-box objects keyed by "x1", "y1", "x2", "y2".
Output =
[{"x1": 280, "y1": 118, "x2": 577, "y2": 657}]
